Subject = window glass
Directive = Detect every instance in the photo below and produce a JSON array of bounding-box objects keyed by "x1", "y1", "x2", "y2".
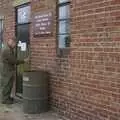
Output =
[
  {"x1": 59, "y1": 5, "x2": 70, "y2": 19},
  {"x1": 59, "y1": 20, "x2": 70, "y2": 34},
  {"x1": 58, "y1": 34, "x2": 70, "y2": 48},
  {"x1": 57, "y1": 1, "x2": 70, "y2": 49},
  {"x1": 17, "y1": 6, "x2": 31, "y2": 24}
]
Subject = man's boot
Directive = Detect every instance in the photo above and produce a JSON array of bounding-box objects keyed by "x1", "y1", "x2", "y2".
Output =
[{"x1": 2, "y1": 99, "x2": 14, "y2": 104}]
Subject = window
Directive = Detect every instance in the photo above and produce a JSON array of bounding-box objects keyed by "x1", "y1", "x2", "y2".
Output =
[
  {"x1": 17, "y1": 6, "x2": 31, "y2": 24},
  {"x1": 57, "y1": 0, "x2": 70, "y2": 48},
  {"x1": 0, "y1": 20, "x2": 3, "y2": 48}
]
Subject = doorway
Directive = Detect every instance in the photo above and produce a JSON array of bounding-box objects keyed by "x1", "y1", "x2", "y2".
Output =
[{"x1": 15, "y1": 4, "x2": 31, "y2": 97}]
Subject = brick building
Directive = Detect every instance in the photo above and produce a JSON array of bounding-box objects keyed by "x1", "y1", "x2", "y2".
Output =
[{"x1": 0, "y1": 0, "x2": 120, "y2": 120}]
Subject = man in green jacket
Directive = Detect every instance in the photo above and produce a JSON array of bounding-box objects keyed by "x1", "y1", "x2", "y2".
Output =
[{"x1": 1, "y1": 38, "x2": 27, "y2": 104}]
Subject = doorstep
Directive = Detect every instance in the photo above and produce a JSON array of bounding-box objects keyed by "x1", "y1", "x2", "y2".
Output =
[{"x1": 0, "y1": 100, "x2": 62, "y2": 120}]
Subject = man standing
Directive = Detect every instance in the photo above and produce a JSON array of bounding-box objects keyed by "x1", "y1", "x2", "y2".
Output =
[{"x1": 0, "y1": 38, "x2": 27, "y2": 104}]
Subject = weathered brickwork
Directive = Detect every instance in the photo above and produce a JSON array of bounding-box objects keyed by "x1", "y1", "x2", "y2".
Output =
[
  {"x1": 0, "y1": 0, "x2": 120, "y2": 120},
  {"x1": 0, "y1": 0, "x2": 15, "y2": 42}
]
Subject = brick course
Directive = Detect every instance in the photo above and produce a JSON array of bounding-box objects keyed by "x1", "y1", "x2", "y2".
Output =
[
  {"x1": 0, "y1": 0, "x2": 15, "y2": 42},
  {"x1": 0, "y1": 0, "x2": 120, "y2": 120}
]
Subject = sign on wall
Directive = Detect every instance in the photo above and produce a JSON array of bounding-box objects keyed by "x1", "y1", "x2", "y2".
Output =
[{"x1": 33, "y1": 11, "x2": 53, "y2": 36}]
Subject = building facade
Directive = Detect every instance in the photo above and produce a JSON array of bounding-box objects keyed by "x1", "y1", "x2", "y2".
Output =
[{"x1": 0, "y1": 0, "x2": 120, "y2": 120}]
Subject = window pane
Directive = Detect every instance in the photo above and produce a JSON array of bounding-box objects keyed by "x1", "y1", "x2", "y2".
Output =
[
  {"x1": 59, "y1": 20, "x2": 70, "y2": 34},
  {"x1": 58, "y1": 34, "x2": 70, "y2": 48},
  {"x1": 59, "y1": 0, "x2": 69, "y2": 3},
  {"x1": 18, "y1": 6, "x2": 31, "y2": 24},
  {"x1": 17, "y1": 24, "x2": 29, "y2": 43},
  {"x1": 59, "y1": 5, "x2": 70, "y2": 19}
]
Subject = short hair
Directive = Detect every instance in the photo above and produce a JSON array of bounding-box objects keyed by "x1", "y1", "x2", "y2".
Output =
[{"x1": 7, "y1": 38, "x2": 16, "y2": 44}]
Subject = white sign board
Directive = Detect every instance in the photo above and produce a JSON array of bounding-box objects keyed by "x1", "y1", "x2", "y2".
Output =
[
  {"x1": 21, "y1": 43, "x2": 26, "y2": 51},
  {"x1": 18, "y1": 41, "x2": 27, "y2": 51}
]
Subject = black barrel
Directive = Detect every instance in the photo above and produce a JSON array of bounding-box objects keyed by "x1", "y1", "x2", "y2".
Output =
[{"x1": 23, "y1": 70, "x2": 49, "y2": 114}]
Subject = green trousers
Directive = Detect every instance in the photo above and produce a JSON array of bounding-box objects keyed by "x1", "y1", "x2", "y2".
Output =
[{"x1": 1, "y1": 75, "x2": 14, "y2": 101}]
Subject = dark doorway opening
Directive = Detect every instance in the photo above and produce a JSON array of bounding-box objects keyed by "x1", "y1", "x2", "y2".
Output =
[{"x1": 15, "y1": 4, "x2": 31, "y2": 97}]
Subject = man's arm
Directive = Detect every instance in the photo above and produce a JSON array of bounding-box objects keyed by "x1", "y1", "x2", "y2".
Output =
[{"x1": 2, "y1": 49, "x2": 24, "y2": 65}]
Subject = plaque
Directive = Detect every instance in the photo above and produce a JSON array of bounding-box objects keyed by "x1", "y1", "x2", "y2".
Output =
[{"x1": 33, "y1": 11, "x2": 53, "y2": 36}]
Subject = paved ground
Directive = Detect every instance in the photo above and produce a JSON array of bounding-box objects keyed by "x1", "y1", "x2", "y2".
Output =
[{"x1": 0, "y1": 101, "x2": 62, "y2": 120}]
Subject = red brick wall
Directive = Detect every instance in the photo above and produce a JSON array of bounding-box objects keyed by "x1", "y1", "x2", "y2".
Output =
[
  {"x1": 1, "y1": 0, "x2": 120, "y2": 120},
  {"x1": 70, "y1": 0, "x2": 120, "y2": 119},
  {"x1": 0, "y1": 0, "x2": 15, "y2": 42},
  {"x1": 31, "y1": 0, "x2": 120, "y2": 120}
]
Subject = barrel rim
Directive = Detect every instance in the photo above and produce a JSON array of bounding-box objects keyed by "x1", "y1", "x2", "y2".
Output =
[
  {"x1": 23, "y1": 96, "x2": 48, "y2": 100},
  {"x1": 24, "y1": 70, "x2": 49, "y2": 74}
]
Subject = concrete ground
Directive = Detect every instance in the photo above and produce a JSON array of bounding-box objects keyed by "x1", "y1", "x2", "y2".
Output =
[{"x1": 0, "y1": 101, "x2": 62, "y2": 120}]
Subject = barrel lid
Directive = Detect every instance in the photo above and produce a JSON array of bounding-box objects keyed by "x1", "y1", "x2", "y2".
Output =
[{"x1": 24, "y1": 70, "x2": 49, "y2": 73}]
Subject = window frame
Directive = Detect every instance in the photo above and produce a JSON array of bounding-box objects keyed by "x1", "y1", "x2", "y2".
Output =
[
  {"x1": 15, "y1": 3, "x2": 31, "y2": 98},
  {"x1": 16, "y1": 3, "x2": 31, "y2": 26},
  {"x1": 57, "y1": 0, "x2": 71, "y2": 51}
]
